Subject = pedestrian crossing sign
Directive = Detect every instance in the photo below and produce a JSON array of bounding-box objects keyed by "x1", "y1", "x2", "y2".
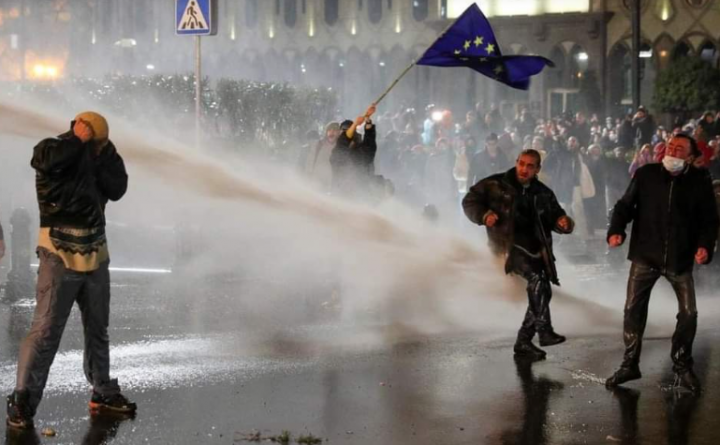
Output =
[{"x1": 176, "y1": 0, "x2": 217, "y2": 36}]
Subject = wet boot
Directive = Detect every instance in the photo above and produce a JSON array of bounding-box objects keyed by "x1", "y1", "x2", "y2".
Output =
[
  {"x1": 513, "y1": 328, "x2": 546, "y2": 360},
  {"x1": 513, "y1": 340, "x2": 547, "y2": 360},
  {"x1": 673, "y1": 369, "x2": 701, "y2": 394},
  {"x1": 529, "y1": 272, "x2": 563, "y2": 347},
  {"x1": 538, "y1": 329, "x2": 566, "y2": 347},
  {"x1": 605, "y1": 366, "x2": 642, "y2": 387}
]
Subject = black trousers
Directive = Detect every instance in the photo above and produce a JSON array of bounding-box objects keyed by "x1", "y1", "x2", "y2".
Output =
[
  {"x1": 621, "y1": 262, "x2": 697, "y2": 373},
  {"x1": 16, "y1": 248, "x2": 120, "y2": 413},
  {"x1": 509, "y1": 249, "x2": 553, "y2": 341}
]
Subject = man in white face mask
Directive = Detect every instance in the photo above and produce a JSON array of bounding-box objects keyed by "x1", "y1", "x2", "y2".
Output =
[
  {"x1": 605, "y1": 133, "x2": 719, "y2": 393},
  {"x1": 662, "y1": 148, "x2": 686, "y2": 173}
]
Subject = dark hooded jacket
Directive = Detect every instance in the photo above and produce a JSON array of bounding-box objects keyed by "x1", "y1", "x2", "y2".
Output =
[
  {"x1": 463, "y1": 168, "x2": 573, "y2": 276},
  {"x1": 32, "y1": 130, "x2": 128, "y2": 229},
  {"x1": 608, "y1": 163, "x2": 719, "y2": 274},
  {"x1": 330, "y1": 125, "x2": 377, "y2": 196}
]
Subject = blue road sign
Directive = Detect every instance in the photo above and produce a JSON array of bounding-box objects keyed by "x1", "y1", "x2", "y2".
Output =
[{"x1": 176, "y1": 0, "x2": 217, "y2": 36}]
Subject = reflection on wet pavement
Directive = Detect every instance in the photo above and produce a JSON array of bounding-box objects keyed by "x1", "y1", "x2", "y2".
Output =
[
  {"x1": 664, "y1": 389, "x2": 700, "y2": 445},
  {"x1": 610, "y1": 386, "x2": 640, "y2": 444},
  {"x1": 0, "y1": 276, "x2": 719, "y2": 444},
  {"x1": 81, "y1": 413, "x2": 134, "y2": 445},
  {"x1": 499, "y1": 357, "x2": 564, "y2": 445}
]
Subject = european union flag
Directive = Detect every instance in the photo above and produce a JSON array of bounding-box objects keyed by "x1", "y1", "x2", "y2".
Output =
[{"x1": 416, "y1": 3, "x2": 553, "y2": 90}]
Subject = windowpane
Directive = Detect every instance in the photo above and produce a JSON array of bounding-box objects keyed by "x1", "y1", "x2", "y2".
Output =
[
  {"x1": 325, "y1": 0, "x2": 339, "y2": 25},
  {"x1": 412, "y1": 0, "x2": 428, "y2": 22},
  {"x1": 285, "y1": 0, "x2": 297, "y2": 27},
  {"x1": 245, "y1": 0, "x2": 258, "y2": 28},
  {"x1": 369, "y1": 0, "x2": 382, "y2": 23}
]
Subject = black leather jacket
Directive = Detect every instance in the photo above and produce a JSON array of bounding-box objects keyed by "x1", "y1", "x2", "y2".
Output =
[
  {"x1": 32, "y1": 131, "x2": 127, "y2": 228},
  {"x1": 330, "y1": 125, "x2": 377, "y2": 195},
  {"x1": 608, "y1": 163, "x2": 718, "y2": 274},
  {"x1": 463, "y1": 168, "x2": 573, "y2": 275}
]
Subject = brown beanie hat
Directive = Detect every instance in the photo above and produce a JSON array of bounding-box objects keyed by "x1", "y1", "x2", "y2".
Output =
[
  {"x1": 325, "y1": 122, "x2": 340, "y2": 133},
  {"x1": 74, "y1": 111, "x2": 109, "y2": 144}
]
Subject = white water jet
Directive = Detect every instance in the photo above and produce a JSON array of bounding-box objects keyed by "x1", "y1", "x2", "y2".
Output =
[{"x1": 0, "y1": 94, "x2": 635, "y2": 350}]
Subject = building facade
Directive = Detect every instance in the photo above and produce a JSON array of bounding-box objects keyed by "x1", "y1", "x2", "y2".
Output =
[{"x1": 0, "y1": 0, "x2": 719, "y2": 119}]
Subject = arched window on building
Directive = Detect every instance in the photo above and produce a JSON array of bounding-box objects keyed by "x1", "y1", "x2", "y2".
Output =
[
  {"x1": 285, "y1": 0, "x2": 297, "y2": 27},
  {"x1": 672, "y1": 41, "x2": 692, "y2": 60},
  {"x1": 368, "y1": 0, "x2": 382, "y2": 23},
  {"x1": 638, "y1": 42, "x2": 653, "y2": 77},
  {"x1": 569, "y1": 44, "x2": 589, "y2": 89},
  {"x1": 699, "y1": 40, "x2": 718, "y2": 67},
  {"x1": 325, "y1": 0, "x2": 339, "y2": 26},
  {"x1": 245, "y1": 0, "x2": 258, "y2": 28},
  {"x1": 413, "y1": 0, "x2": 429, "y2": 22},
  {"x1": 654, "y1": 34, "x2": 675, "y2": 70},
  {"x1": 547, "y1": 45, "x2": 566, "y2": 90},
  {"x1": 608, "y1": 43, "x2": 631, "y2": 116}
]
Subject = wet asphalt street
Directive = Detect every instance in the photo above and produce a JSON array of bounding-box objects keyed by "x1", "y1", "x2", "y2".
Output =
[{"x1": 1, "y1": 258, "x2": 719, "y2": 445}]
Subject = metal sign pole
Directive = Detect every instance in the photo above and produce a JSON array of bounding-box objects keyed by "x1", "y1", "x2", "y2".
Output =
[
  {"x1": 195, "y1": 35, "x2": 201, "y2": 148},
  {"x1": 176, "y1": 0, "x2": 217, "y2": 147}
]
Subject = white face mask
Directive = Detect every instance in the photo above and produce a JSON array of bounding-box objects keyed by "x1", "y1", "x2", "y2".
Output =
[{"x1": 662, "y1": 155, "x2": 685, "y2": 173}]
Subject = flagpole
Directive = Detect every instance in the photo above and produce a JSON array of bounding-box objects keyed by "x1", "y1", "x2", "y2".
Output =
[{"x1": 369, "y1": 19, "x2": 459, "y2": 110}]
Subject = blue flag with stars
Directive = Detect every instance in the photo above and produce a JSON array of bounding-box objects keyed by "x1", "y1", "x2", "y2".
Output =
[{"x1": 416, "y1": 3, "x2": 553, "y2": 90}]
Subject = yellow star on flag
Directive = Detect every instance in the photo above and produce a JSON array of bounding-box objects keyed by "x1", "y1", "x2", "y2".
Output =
[
  {"x1": 485, "y1": 43, "x2": 495, "y2": 54},
  {"x1": 479, "y1": 57, "x2": 488, "y2": 62},
  {"x1": 454, "y1": 49, "x2": 461, "y2": 55},
  {"x1": 474, "y1": 36, "x2": 484, "y2": 47},
  {"x1": 494, "y1": 65, "x2": 504, "y2": 75},
  {"x1": 464, "y1": 40, "x2": 471, "y2": 51}
]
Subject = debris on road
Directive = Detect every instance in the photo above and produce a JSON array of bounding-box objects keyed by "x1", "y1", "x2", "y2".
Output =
[{"x1": 41, "y1": 427, "x2": 57, "y2": 437}]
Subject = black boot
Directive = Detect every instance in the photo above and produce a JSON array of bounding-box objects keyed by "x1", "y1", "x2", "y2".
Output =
[
  {"x1": 673, "y1": 369, "x2": 701, "y2": 394},
  {"x1": 605, "y1": 366, "x2": 642, "y2": 387},
  {"x1": 538, "y1": 329, "x2": 566, "y2": 347},
  {"x1": 513, "y1": 340, "x2": 547, "y2": 360}
]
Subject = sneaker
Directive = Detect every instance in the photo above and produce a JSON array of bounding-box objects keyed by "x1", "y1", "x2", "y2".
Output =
[
  {"x1": 5, "y1": 427, "x2": 41, "y2": 444},
  {"x1": 513, "y1": 340, "x2": 547, "y2": 360},
  {"x1": 538, "y1": 330, "x2": 566, "y2": 347},
  {"x1": 673, "y1": 369, "x2": 701, "y2": 394},
  {"x1": 88, "y1": 392, "x2": 137, "y2": 415},
  {"x1": 6, "y1": 390, "x2": 35, "y2": 430},
  {"x1": 605, "y1": 366, "x2": 642, "y2": 387}
]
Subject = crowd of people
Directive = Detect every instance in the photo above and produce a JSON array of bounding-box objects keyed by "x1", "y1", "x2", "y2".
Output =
[{"x1": 300, "y1": 102, "x2": 720, "y2": 238}]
